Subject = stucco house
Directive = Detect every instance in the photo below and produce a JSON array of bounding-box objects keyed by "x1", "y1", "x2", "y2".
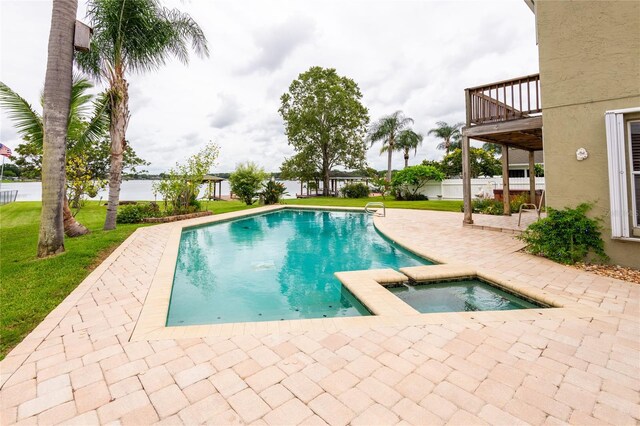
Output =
[{"x1": 460, "y1": 0, "x2": 640, "y2": 267}]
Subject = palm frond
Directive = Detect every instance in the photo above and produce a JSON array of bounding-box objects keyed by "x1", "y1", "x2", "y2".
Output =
[
  {"x1": 75, "y1": 46, "x2": 104, "y2": 80},
  {"x1": 0, "y1": 81, "x2": 43, "y2": 146},
  {"x1": 81, "y1": 0, "x2": 209, "y2": 77},
  {"x1": 69, "y1": 74, "x2": 96, "y2": 120},
  {"x1": 77, "y1": 91, "x2": 110, "y2": 147},
  {"x1": 163, "y1": 8, "x2": 209, "y2": 60}
]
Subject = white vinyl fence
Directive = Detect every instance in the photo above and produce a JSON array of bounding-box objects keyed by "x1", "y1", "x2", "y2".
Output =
[{"x1": 418, "y1": 177, "x2": 545, "y2": 200}]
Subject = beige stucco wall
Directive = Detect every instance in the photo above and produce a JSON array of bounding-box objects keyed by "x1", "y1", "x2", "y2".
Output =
[{"x1": 536, "y1": 0, "x2": 640, "y2": 267}]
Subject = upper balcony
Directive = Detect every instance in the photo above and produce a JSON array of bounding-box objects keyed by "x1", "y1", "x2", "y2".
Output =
[{"x1": 462, "y1": 73, "x2": 543, "y2": 151}]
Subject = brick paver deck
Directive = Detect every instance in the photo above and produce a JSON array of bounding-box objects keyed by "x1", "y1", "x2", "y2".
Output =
[{"x1": 1, "y1": 207, "x2": 638, "y2": 425}]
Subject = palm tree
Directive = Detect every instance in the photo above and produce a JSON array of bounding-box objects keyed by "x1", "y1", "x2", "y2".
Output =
[
  {"x1": 76, "y1": 0, "x2": 209, "y2": 230},
  {"x1": 36, "y1": 0, "x2": 78, "y2": 256},
  {"x1": 0, "y1": 76, "x2": 109, "y2": 238},
  {"x1": 428, "y1": 121, "x2": 463, "y2": 156},
  {"x1": 369, "y1": 111, "x2": 414, "y2": 181},
  {"x1": 395, "y1": 129, "x2": 424, "y2": 168}
]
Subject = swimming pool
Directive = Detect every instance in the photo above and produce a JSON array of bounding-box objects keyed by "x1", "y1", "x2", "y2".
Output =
[{"x1": 166, "y1": 209, "x2": 428, "y2": 326}]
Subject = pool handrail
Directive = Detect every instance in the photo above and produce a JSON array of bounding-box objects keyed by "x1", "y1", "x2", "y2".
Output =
[{"x1": 365, "y1": 202, "x2": 385, "y2": 217}]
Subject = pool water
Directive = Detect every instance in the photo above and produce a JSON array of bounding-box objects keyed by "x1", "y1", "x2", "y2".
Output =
[
  {"x1": 167, "y1": 210, "x2": 428, "y2": 326},
  {"x1": 389, "y1": 280, "x2": 543, "y2": 313}
]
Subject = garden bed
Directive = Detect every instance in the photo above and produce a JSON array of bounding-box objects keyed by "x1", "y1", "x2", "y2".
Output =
[
  {"x1": 142, "y1": 210, "x2": 213, "y2": 223},
  {"x1": 573, "y1": 263, "x2": 640, "y2": 284}
]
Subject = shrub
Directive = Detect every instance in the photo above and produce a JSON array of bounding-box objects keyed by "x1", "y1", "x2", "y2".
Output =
[
  {"x1": 468, "y1": 197, "x2": 503, "y2": 215},
  {"x1": 509, "y1": 194, "x2": 529, "y2": 213},
  {"x1": 468, "y1": 194, "x2": 531, "y2": 215},
  {"x1": 518, "y1": 203, "x2": 608, "y2": 264},
  {"x1": 262, "y1": 180, "x2": 288, "y2": 205},
  {"x1": 371, "y1": 177, "x2": 391, "y2": 199},
  {"x1": 341, "y1": 182, "x2": 370, "y2": 198},
  {"x1": 116, "y1": 203, "x2": 160, "y2": 224},
  {"x1": 229, "y1": 162, "x2": 269, "y2": 205},
  {"x1": 391, "y1": 165, "x2": 444, "y2": 201},
  {"x1": 153, "y1": 143, "x2": 219, "y2": 213}
]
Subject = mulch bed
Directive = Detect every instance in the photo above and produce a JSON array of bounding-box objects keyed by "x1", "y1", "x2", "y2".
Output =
[{"x1": 573, "y1": 263, "x2": 640, "y2": 284}]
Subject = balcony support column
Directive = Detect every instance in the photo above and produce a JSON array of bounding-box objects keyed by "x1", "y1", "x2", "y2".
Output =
[
  {"x1": 529, "y1": 150, "x2": 536, "y2": 204},
  {"x1": 502, "y1": 145, "x2": 511, "y2": 215},
  {"x1": 462, "y1": 134, "x2": 473, "y2": 224},
  {"x1": 462, "y1": 89, "x2": 473, "y2": 225}
]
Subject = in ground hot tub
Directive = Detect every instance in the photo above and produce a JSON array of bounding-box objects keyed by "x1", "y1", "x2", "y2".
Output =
[{"x1": 387, "y1": 278, "x2": 546, "y2": 313}]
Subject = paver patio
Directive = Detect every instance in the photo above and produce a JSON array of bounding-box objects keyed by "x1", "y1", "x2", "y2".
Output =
[{"x1": 1, "y1": 207, "x2": 638, "y2": 425}]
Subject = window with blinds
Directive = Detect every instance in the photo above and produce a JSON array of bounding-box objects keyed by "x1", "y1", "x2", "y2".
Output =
[
  {"x1": 630, "y1": 121, "x2": 640, "y2": 229},
  {"x1": 605, "y1": 109, "x2": 640, "y2": 238}
]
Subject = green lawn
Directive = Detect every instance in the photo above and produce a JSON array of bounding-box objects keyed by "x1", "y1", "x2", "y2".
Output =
[
  {"x1": 0, "y1": 200, "x2": 254, "y2": 360},
  {"x1": 0, "y1": 196, "x2": 460, "y2": 360},
  {"x1": 284, "y1": 196, "x2": 463, "y2": 212}
]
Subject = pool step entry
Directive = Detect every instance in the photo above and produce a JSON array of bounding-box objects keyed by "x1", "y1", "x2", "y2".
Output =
[{"x1": 365, "y1": 202, "x2": 385, "y2": 217}]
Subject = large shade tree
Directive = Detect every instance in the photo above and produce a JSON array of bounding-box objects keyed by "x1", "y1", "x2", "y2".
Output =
[
  {"x1": 369, "y1": 111, "x2": 414, "y2": 181},
  {"x1": 394, "y1": 129, "x2": 423, "y2": 168},
  {"x1": 0, "y1": 76, "x2": 111, "y2": 237},
  {"x1": 428, "y1": 121, "x2": 463, "y2": 155},
  {"x1": 38, "y1": 0, "x2": 78, "y2": 257},
  {"x1": 279, "y1": 66, "x2": 369, "y2": 196},
  {"x1": 76, "y1": 0, "x2": 208, "y2": 230}
]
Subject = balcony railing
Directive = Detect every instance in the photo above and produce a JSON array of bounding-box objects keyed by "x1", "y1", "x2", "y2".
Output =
[{"x1": 465, "y1": 74, "x2": 541, "y2": 125}]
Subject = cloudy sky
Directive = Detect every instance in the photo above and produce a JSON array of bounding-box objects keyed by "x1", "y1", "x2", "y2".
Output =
[{"x1": 1, "y1": 0, "x2": 538, "y2": 174}]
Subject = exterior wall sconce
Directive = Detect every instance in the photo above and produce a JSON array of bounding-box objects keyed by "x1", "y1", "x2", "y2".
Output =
[{"x1": 576, "y1": 148, "x2": 589, "y2": 161}]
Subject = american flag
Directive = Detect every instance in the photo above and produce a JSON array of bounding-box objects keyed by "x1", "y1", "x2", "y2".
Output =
[{"x1": 0, "y1": 143, "x2": 12, "y2": 158}]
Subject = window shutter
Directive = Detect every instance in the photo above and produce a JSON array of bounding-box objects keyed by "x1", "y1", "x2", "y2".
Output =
[{"x1": 605, "y1": 112, "x2": 629, "y2": 237}]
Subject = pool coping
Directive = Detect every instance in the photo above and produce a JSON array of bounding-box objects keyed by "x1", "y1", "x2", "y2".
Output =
[{"x1": 130, "y1": 205, "x2": 605, "y2": 342}]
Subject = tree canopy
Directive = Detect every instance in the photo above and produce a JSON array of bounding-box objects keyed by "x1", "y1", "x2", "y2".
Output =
[
  {"x1": 438, "y1": 147, "x2": 502, "y2": 178},
  {"x1": 391, "y1": 164, "x2": 445, "y2": 200},
  {"x1": 279, "y1": 66, "x2": 369, "y2": 196}
]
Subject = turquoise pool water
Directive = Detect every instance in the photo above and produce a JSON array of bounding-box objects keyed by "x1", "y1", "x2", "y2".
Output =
[
  {"x1": 167, "y1": 209, "x2": 428, "y2": 325},
  {"x1": 389, "y1": 279, "x2": 542, "y2": 313}
]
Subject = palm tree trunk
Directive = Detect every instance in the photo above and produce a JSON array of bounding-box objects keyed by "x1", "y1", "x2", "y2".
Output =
[
  {"x1": 38, "y1": 0, "x2": 78, "y2": 258},
  {"x1": 404, "y1": 149, "x2": 409, "y2": 168},
  {"x1": 386, "y1": 139, "x2": 394, "y2": 181},
  {"x1": 63, "y1": 195, "x2": 89, "y2": 237},
  {"x1": 104, "y1": 71, "x2": 130, "y2": 230}
]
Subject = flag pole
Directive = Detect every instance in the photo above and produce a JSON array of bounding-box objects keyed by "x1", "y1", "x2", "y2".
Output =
[{"x1": 0, "y1": 155, "x2": 5, "y2": 192}]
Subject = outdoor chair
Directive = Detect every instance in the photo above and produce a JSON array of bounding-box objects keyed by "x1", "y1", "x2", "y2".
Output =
[{"x1": 518, "y1": 189, "x2": 545, "y2": 227}]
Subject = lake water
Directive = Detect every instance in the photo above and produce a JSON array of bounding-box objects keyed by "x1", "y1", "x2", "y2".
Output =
[{"x1": 0, "y1": 180, "x2": 305, "y2": 202}]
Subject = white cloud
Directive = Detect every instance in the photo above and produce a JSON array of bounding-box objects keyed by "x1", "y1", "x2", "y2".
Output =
[
  {"x1": 0, "y1": 0, "x2": 538, "y2": 174},
  {"x1": 239, "y1": 15, "x2": 316, "y2": 74},
  {"x1": 208, "y1": 94, "x2": 241, "y2": 129}
]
